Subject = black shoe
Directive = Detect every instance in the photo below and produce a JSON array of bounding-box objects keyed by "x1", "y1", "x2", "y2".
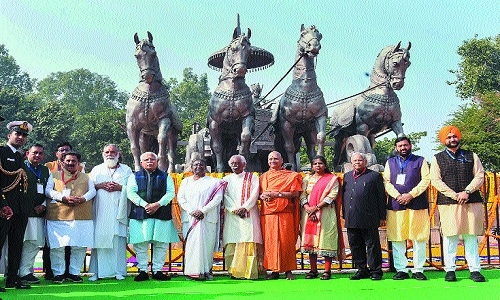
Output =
[
  {"x1": 445, "y1": 271, "x2": 457, "y2": 282},
  {"x1": 469, "y1": 271, "x2": 485, "y2": 282},
  {"x1": 134, "y1": 271, "x2": 149, "y2": 282},
  {"x1": 412, "y1": 272, "x2": 427, "y2": 280},
  {"x1": 371, "y1": 273, "x2": 383, "y2": 280},
  {"x1": 392, "y1": 271, "x2": 409, "y2": 280},
  {"x1": 52, "y1": 275, "x2": 65, "y2": 284},
  {"x1": 350, "y1": 270, "x2": 370, "y2": 280},
  {"x1": 44, "y1": 273, "x2": 54, "y2": 281},
  {"x1": 0, "y1": 287, "x2": 5, "y2": 292},
  {"x1": 65, "y1": 274, "x2": 83, "y2": 283},
  {"x1": 152, "y1": 271, "x2": 171, "y2": 281},
  {"x1": 21, "y1": 273, "x2": 41, "y2": 284},
  {"x1": 5, "y1": 281, "x2": 31, "y2": 289}
]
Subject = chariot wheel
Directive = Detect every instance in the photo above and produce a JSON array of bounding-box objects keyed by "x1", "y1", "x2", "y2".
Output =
[{"x1": 345, "y1": 134, "x2": 373, "y2": 161}]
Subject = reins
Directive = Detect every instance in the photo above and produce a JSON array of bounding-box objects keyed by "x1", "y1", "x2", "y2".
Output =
[{"x1": 253, "y1": 53, "x2": 305, "y2": 107}]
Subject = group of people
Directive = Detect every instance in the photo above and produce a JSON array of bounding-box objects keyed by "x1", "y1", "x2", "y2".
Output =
[{"x1": 0, "y1": 120, "x2": 487, "y2": 295}]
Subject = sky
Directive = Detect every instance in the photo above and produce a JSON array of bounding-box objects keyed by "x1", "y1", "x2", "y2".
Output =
[{"x1": 1, "y1": 0, "x2": 499, "y2": 161}]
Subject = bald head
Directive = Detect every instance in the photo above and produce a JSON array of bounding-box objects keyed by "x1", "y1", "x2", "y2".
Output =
[{"x1": 268, "y1": 151, "x2": 283, "y2": 170}]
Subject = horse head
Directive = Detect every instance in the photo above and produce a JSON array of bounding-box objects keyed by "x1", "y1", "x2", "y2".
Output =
[
  {"x1": 134, "y1": 31, "x2": 163, "y2": 84},
  {"x1": 221, "y1": 28, "x2": 252, "y2": 79},
  {"x1": 379, "y1": 42, "x2": 411, "y2": 90},
  {"x1": 297, "y1": 24, "x2": 322, "y2": 57}
]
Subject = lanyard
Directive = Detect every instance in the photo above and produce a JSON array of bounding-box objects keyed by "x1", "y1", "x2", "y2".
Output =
[
  {"x1": 62, "y1": 170, "x2": 78, "y2": 187},
  {"x1": 397, "y1": 154, "x2": 413, "y2": 173},
  {"x1": 445, "y1": 148, "x2": 467, "y2": 162},
  {"x1": 25, "y1": 161, "x2": 42, "y2": 180}
]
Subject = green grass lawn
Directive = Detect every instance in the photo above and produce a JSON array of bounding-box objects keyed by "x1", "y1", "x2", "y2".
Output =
[{"x1": 2, "y1": 269, "x2": 499, "y2": 300}]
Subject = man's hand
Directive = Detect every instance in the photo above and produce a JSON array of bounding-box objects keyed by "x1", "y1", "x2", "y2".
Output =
[
  {"x1": 191, "y1": 210, "x2": 204, "y2": 220},
  {"x1": 107, "y1": 182, "x2": 122, "y2": 192},
  {"x1": 97, "y1": 181, "x2": 122, "y2": 192},
  {"x1": 259, "y1": 192, "x2": 273, "y2": 202},
  {"x1": 34, "y1": 205, "x2": 45, "y2": 215},
  {"x1": 145, "y1": 202, "x2": 160, "y2": 215},
  {"x1": 396, "y1": 193, "x2": 413, "y2": 205},
  {"x1": 456, "y1": 191, "x2": 470, "y2": 205},
  {"x1": 232, "y1": 208, "x2": 248, "y2": 218},
  {"x1": 0, "y1": 206, "x2": 13, "y2": 220},
  {"x1": 63, "y1": 196, "x2": 85, "y2": 206}
]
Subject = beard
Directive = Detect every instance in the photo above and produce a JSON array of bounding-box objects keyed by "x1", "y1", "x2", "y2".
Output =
[
  {"x1": 446, "y1": 140, "x2": 460, "y2": 149},
  {"x1": 104, "y1": 156, "x2": 119, "y2": 168},
  {"x1": 398, "y1": 149, "x2": 410, "y2": 157}
]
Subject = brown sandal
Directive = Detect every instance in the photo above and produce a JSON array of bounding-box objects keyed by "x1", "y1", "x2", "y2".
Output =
[
  {"x1": 305, "y1": 271, "x2": 319, "y2": 279},
  {"x1": 321, "y1": 271, "x2": 331, "y2": 280}
]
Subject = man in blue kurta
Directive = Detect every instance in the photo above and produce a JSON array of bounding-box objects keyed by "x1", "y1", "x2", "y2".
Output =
[
  {"x1": 383, "y1": 137, "x2": 430, "y2": 281},
  {"x1": 127, "y1": 152, "x2": 179, "y2": 282}
]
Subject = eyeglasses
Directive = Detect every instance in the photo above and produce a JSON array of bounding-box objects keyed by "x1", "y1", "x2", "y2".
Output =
[{"x1": 58, "y1": 148, "x2": 71, "y2": 152}]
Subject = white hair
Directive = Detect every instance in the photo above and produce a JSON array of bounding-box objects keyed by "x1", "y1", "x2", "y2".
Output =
[
  {"x1": 350, "y1": 152, "x2": 367, "y2": 162},
  {"x1": 103, "y1": 143, "x2": 120, "y2": 152},
  {"x1": 228, "y1": 154, "x2": 246, "y2": 165},
  {"x1": 140, "y1": 152, "x2": 158, "y2": 161}
]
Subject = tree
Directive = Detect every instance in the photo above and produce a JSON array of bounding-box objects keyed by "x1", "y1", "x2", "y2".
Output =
[
  {"x1": 0, "y1": 45, "x2": 34, "y2": 138},
  {"x1": 373, "y1": 131, "x2": 427, "y2": 166},
  {"x1": 0, "y1": 45, "x2": 32, "y2": 93},
  {"x1": 448, "y1": 35, "x2": 500, "y2": 99},
  {"x1": 444, "y1": 92, "x2": 500, "y2": 171},
  {"x1": 36, "y1": 69, "x2": 128, "y2": 113},
  {"x1": 70, "y1": 108, "x2": 132, "y2": 169},
  {"x1": 29, "y1": 69, "x2": 130, "y2": 166},
  {"x1": 168, "y1": 68, "x2": 211, "y2": 163},
  {"x1": 446, "y1": 35, "x2": 500, "y2": 171}
]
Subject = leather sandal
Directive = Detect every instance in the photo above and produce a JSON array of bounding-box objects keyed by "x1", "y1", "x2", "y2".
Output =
[
  {"x1": 305, "y1": 270, "x2": 319, "y2": 279},
  {"x1": 321, "y1": 271, "x2": 331, "y2": 280}
]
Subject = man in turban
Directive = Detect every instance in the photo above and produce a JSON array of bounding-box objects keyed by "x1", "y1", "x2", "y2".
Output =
[{"x1": 430, "y1": 125, "x2": 486, "y2": 282}]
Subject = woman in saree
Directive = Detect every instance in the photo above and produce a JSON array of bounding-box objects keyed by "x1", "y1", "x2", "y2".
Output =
[{"x1": 300, "y1": 155, "x2": 342, "y2": 280}]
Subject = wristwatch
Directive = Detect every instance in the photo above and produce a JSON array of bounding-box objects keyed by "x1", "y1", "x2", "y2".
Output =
[{"x1": 465, "y1": 190, "x2": 471, "y2": 194}]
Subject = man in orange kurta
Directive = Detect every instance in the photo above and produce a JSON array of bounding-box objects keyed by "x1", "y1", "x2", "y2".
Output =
[{"x1": 259, "y1": 151, "x2": 302, "y2": 280}]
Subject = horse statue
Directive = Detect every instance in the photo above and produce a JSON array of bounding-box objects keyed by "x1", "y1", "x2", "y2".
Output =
[
  {"x1": 272, "y1": 24, "x2": 327, "y2": 170},
  {"x1": 126, "y1": 31, "x2": 182, "y2": 173},
  {"x1": 330, "y1": 42, "x2": 411, "y2": 168},
  {"x1": 207, "y1": 15, "x2": 274, "y2": 172}
]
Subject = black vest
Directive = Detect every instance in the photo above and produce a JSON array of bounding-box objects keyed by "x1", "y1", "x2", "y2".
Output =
[
  {"x1": 435, "y1": 149, "x2": 483, "y2": 205},
  {"x1": 128, "y1": 168, "x2": 172, "y2": 220},
  {"x1": 23, "y1": 161, "x2": 50, "y2": 217}
]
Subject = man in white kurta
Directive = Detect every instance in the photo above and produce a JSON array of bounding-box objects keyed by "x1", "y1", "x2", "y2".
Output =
[
  {"x1": 223, "y1": 155, "x2": 262, "y2": 279},
  {"x1": 127, "y1": 152, "x2": 179, "y2": 282},
  {"x1": 177, "y1": 158, "x2": 225, "y2": 280},
  {"x1": 88, "y1": 144, "x2": 132, "y2": 281},
  {"x1": 45, "y1": 152, "x2": 96, "y2": 284}
]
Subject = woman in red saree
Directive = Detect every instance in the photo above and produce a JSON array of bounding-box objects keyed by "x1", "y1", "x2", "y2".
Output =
[{"x1": 300, "y1": 155, "x2": 342, "y2": 280}]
